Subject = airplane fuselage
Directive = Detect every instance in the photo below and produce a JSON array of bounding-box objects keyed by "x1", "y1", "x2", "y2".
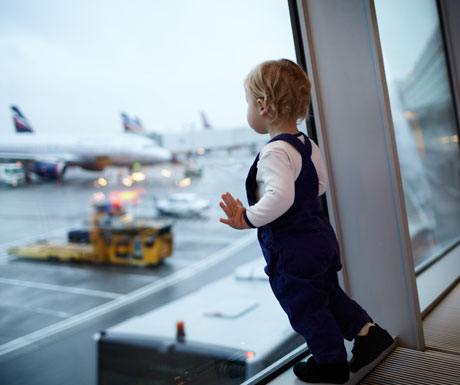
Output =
[{"x1": 0, "y1": 133, "x2": 172, "y2": 170}]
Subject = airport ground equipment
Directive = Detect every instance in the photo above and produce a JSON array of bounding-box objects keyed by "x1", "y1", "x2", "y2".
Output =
[
  {"x1": 155, "y1": 192, "x2": 210, "y2": 217},
  {"x1": 7, "y1": 242, "x2": 94, "y2": 263},
  {"x1": 68, "y1": 229, "x2": 91, "y2": 244},
  {"x1": 0, "y1": 162, "x2": 26, "y2": 187},
  {"x1": 95, "y1": 259, "x2": 304, "y2": 385},
  {"x1": 8, "y1": 201, "x2": 174, "y2": 266},
  {"x1": 184, "y1": 159, "x2": 203, "y2": 178}
]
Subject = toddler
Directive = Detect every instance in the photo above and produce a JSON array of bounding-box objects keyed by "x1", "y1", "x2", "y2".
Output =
[{"x1": 219, "y1": 59, "x2": 394, "y2": 384}]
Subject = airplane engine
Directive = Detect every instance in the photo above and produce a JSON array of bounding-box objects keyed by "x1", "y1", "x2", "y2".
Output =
[
  {"x1": 31, "y1": 161, "x2": 67, "y2": 180},
  {"x1": 80, "y1": 156, "x2": 111, "y2": 171}
]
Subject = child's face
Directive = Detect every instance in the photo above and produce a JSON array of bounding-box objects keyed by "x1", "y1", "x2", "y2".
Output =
[{"x1": 245, "y1": 88, "x2": 268, "y2": 134}]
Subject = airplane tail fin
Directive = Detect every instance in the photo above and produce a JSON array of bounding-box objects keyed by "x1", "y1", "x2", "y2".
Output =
[
  {"x1": 200, "y1": 111, "x2": 212, "y2": 129},
  {"x1": 11, "y1": 105, "x2": 33, "y2": 133},
  {"x1": 121, "y1": 112, "x2": 144, "y2": 133}
]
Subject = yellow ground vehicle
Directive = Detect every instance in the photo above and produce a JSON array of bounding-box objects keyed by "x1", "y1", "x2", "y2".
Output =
[
  {"x1": 7, "y1": 242, "x2": 95, "y2": 263},
  {"x1": 8, "y1": 202, "x2": 173, "y2": 267},
  {"x1": 91, "y1": 219, "x2": 173, "y2": 266}
]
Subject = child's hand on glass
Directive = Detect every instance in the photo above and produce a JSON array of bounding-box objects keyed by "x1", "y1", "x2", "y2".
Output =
[{"x1": 219, "y1": 192, "x2": 250, "y2": 230}]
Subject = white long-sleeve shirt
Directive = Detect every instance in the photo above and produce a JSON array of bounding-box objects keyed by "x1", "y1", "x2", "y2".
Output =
[{"x1": 245, "y1": 135, "x2": 328, "y2": 228}]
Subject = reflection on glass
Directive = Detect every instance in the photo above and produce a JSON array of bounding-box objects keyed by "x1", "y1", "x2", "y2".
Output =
[
  {"x1": 375, "y1": 0, "x2": 460, "y2": 267},
  {"x1": 0, "y1": 1, "x2": 297, "y2": 384}
]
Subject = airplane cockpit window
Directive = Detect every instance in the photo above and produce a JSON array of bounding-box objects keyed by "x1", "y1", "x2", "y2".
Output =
[
  {"x1": 374, "y1": 0, "x2": 460, "y2": 269},
  {"x1": 0, "y1": 1, "x2": 298, "y2": 384}
]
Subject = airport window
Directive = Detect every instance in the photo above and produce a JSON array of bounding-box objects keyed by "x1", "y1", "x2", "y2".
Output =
[
  {"x1": 0, "y1": 1, "x2": 299, "y2": 384},
  {"x1": 374, "y1": 0, "x2": 460, "y2": 270}
]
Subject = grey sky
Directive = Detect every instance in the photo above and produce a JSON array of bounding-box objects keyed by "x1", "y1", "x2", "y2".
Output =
[{"x1": 0, "y1": 0, "x2": 295, "y2": 135}]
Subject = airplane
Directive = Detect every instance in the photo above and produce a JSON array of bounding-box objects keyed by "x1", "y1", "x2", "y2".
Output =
[
  {"x1": 0, "y1": 105, "x2": 172, "y2": 181},
  {"x1": 120, "y1": 111, "x2": 265, "y2": 158}
]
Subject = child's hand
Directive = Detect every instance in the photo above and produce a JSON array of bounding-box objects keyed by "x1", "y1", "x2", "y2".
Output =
[{"x1": 219, "y1": 192, "x2": 250, "y2": 230}]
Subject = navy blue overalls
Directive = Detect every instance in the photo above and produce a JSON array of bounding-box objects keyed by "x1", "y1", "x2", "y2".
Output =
[{"x1": 245, "y1": 132, "x2": 372, "y2": 364}]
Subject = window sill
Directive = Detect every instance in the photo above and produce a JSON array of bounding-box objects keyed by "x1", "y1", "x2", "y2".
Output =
[
  {"x1": 242, "y1": 339, "x2": 397, "y2": 385},
  {"x1": 417, "y1": 243, "x2": 460, "y2": 317}
]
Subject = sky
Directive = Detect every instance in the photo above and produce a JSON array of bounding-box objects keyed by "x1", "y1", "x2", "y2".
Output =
[{"x1": 0, "y1": 0, "x2": 296, "y2": 135}]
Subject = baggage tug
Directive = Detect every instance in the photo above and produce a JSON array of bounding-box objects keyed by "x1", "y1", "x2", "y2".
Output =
[{"x1": 8, "y1": 200, "x2": 173, "y2": 267}]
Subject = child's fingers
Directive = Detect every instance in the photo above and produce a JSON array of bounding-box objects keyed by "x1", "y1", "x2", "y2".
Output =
[
  {"x1": 219, "y1": 201, "x2": 232, "y2": 217},
  {"x1": 224, "y1": 193, "x2": 237, "y2": 211},
  {"x1": 219, "y1": 201, "x2": 230, "y2": 216},
  {"x1": 219, "y1": 217, "x2": 231, "y2": 225},
  {"x1": 236, "y1": 198, "x2": 244, "y2": 207},
  {"x1": 221, "y1": 194, "x2": 235, "y2": 214}
]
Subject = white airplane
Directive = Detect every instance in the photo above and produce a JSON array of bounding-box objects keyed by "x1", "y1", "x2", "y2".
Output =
[
  {"x1": 0, "y1": 106, "x2": 172, "y2": 180},
  {"x1": 120, "y1": 111, "x2": 265, "y2": 157}
]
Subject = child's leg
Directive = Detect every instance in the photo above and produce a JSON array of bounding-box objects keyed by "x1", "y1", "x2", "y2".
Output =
[
  {"x1": 325, "y1": 269, "x2": 373, "y2": 341},
  {"x1": 270, "y1": 272, "x2": 347, "y2": 364}
]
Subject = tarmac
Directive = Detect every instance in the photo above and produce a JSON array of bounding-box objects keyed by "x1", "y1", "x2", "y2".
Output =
[{"x1": 0, "y1": 148, "x2": 261, "y2": 385}]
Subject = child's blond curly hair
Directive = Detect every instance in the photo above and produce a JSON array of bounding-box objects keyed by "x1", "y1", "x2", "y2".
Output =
[{"x1": 244, "y1": 59, "x2": 311, "y2": 124}]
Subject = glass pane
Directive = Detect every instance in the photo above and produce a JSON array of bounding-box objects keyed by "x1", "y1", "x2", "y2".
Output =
[
  {"x1": 0, "y1": 1, "x2": 298, "y2": 384},
  {"x1": 375, "y1": 0, "x2": 460, "y2": 267}
]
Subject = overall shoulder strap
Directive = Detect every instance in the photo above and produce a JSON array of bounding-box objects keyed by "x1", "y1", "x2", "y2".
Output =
[{"x1": 267, "y1": 132, "x2": 312, "y2": 159}]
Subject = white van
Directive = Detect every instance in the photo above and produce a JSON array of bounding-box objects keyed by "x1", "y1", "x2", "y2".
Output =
[
  {"x1": 96, "y1": 259, "x2": 304, "y2": 385},
  {"x1": 0, "y1": 162, "x2": 26, "y2": 187}
]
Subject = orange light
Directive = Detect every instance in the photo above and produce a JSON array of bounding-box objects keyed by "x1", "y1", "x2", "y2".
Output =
[
  {"x1": 109, "y1": 188, "x2": 145, "y2": 204},
  {"x1": 176, "y1": 320, "x2": 186, "y2": 342},
  {"x1": 245, "y1": 351, "x2": 255, "y2": 360}
]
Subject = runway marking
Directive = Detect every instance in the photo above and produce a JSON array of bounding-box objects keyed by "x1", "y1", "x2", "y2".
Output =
[
  {"x1": 0, "y1": 257, "x2": 160, "y2": 282},
  {"x1": 3, "y1": 303, "x2": 71, "y2": 319},
  {"x1": 0, "y1": 232, "x2": 257, "y2": 358},
  {"x1": 0, "y1": 277, "x2": 120, "y2": 299}
]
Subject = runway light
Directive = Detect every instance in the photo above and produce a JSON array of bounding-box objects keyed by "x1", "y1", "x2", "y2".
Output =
[
  {"x1": 177, "y1": 177, "x2": 191, "y2": 188},
  {"x1": 122, "y1": 176, "x2": 133, "y2": 187},
  {"x1": 95, "y1": 177, "x2": 108, "y2": 187},
  {"x1": 161, "y1": 169, "x2": 172, "y2": 178},
  {"x1": 196, "y1": 147, "x2": 205, "y2": 155},
  {"x1": 132, "y1": 171, "x2": 145, "y2": 182}
]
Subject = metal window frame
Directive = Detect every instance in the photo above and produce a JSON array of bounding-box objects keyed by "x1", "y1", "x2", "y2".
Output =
[
  {"x1": 415, "y1": 0, "x2": 460, "y2": 316},
  {"x1": 295, "y1": 0, "x2": 424, "y2": 350},
  {"x1": 411, "y1": 0, "x2": 460, "y2": 276}
]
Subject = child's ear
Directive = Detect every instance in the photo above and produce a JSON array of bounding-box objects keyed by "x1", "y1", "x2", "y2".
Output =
[{"x1": 256, "y1": 98, "x2": 268, "y2": 116}]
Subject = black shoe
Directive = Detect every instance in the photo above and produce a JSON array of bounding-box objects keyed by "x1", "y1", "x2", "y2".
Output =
[
  {"x1": 349, "y1": 323, "x2": 394, "y2": 372},
  {"x1": 293, "y1": 356, "x2": 349, "y2": 384}
]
